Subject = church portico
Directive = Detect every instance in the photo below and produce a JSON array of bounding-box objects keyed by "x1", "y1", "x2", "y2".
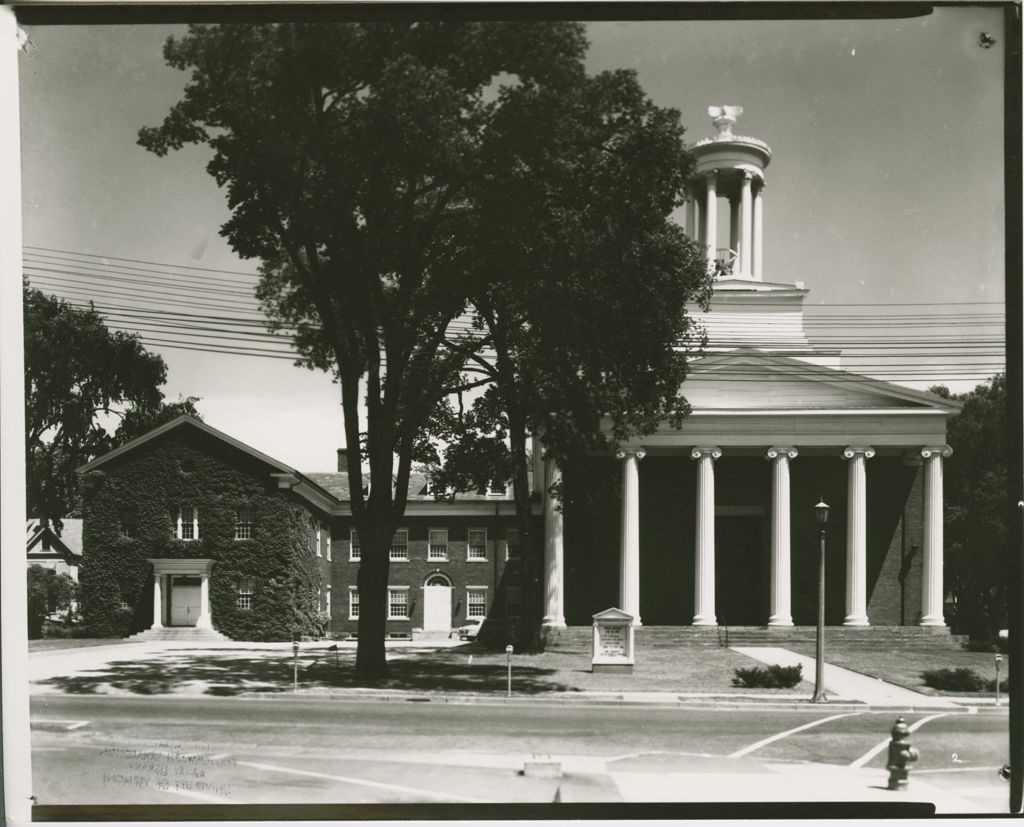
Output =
[{"x1": 559, "y1": 435, "x2": 953, "y2": 630}]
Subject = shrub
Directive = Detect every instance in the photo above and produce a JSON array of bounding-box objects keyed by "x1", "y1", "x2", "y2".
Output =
[
  {"x1": 964, "y1": 639, "x2": 1009, "y2": 654},
  {"x1": 733, "y1": 663, "x2": 803, "y2": 689},
  {"x1": 921, "y1": 667, "x2": 986, "y2": 692}
]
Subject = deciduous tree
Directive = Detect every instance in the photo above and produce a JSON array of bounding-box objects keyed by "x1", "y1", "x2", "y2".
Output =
[
  {"x1": 24, "y1": 286, "x2": 191, "y2": 532},
  {"x1": 932, "y1": 374, "x2": 1008, "y2": 637},
  {"x1": 421, "y1": 69, "x2": 710, "y2": 651},
  {"x1": 139, "y1": 21, "x2": 591, "y2": 680}
]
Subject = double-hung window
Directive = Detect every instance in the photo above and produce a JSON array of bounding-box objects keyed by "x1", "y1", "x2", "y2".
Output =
[
  {"x1": 428, "y1": 529, "x2": 448, "y2": 561},
  {"x1": 118, "y1": 578, "x2": 133, "y2": 611},
  {"x1": 487, "y1": 480, "x2": 507, "y2": 496},
  {"x1": 466, "y1": 587, "x2": 487, "y2": 618},
  {"x1": 235, "y1": 507, "x2": 254, "y2": 540},
  {"x1": 309, "y1": 518, "x2": 321, "y2": 556},
  {"x1": 390, "y1": 530, "x2": 409, "y2": 562},
  {"x1": 119, "y1": 509, "x2": 136, "y2": 539},
  {"x1": 326, "y1": 532, "x2": 332, "y2": 561},
  {"x1": 176, "y1": 505, "x2": 198, "y2": 540},
  {"x1": 237, "y1": 578, "x2": 255, "y2": 610},
  {"x1": 505, "y1": 527, "x2": 521, "y2": 560},
  {"x1": 348, "y1": 587, "x2": 360, "y2": 619},
  {"x1": 349, "y1": 530, "x2": 361, "y2": 561},
  {"x1": 388, "y1": 587, "x2": 409, "y2": 620},
  {"x1": 467, "y1": 529, "x2": 487, "y2": 561}
]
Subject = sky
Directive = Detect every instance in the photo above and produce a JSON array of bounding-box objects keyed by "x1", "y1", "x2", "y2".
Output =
[{"x1": 16, "y1": 7, "x2": 1007, "y2": 470}]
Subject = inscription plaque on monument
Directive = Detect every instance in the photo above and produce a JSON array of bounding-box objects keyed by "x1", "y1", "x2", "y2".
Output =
[{"x1": 591, "y1": 607, "x2": 635, "y2": 674}]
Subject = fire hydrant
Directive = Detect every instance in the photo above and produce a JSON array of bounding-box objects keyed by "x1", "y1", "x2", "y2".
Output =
[{"x1": 886, "y1": 717, "x2": 919, "y2": 790}]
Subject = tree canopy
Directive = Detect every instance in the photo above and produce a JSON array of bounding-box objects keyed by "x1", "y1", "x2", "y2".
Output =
[
  {"x1": 933, "y1": 374, "x2": 1008, "y2": 637},
  {"x1": 24, "y1": 285, "x2": 201, "y2": 531},
  {"x1": 139, "y1": 20, "x2": 707, "y2": 676}
]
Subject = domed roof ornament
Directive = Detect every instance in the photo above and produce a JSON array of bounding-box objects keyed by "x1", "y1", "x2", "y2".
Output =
[{"x1": 708, "y1": 105, "x2": 744, "y2": 140}]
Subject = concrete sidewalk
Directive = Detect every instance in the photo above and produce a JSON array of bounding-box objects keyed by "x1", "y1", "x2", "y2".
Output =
[{"x1": 732, "y1": 647, "x2": 961, "y2": 708}]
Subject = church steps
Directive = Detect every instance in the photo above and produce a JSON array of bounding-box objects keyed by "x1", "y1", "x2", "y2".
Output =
[
  {"x1": 127, "y1": 627, "x2": 230, "y2": 643},
  {"x1": 543, "y1": 625, "x2": 968, "y2": 651}
]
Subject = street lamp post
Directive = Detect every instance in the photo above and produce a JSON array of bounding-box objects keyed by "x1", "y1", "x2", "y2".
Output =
[{"x1": 813, "y1": 499, "x2": 830, "y2": 702}]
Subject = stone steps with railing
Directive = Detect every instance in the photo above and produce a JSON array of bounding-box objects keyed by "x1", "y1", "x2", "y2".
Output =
[{"x1": 543, "y1": 625, "x2": 968, "y2": 651}]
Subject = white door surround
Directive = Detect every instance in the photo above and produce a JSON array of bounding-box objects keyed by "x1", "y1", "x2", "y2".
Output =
[
  {"x1": 148, "y1": 558, "x2": 214, "y2": 630},
  {"x1": 422, "y1": 573, "x2": 453, "y2": 632}
]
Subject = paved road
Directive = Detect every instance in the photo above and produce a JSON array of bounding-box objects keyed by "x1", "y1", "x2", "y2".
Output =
[{"x1": 30, "y1": 694, "x2": 1012, "y2": 811}]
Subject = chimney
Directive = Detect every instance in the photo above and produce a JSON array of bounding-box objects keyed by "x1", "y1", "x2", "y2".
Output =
[{"x1": 337, "y1": 448, "x2": 348, "y2": 473}]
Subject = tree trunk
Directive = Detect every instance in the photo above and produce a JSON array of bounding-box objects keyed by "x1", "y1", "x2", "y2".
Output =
[
  {"x1": 508, "y1": 403, "x2": 542, "y2": 654},
  {"x1": 354, "y1": 531, "x2": 391, "y2": 682}
]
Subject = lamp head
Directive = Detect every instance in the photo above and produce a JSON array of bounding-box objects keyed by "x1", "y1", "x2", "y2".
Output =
[{"x1": 814, "y1": 499, "x2": 830, "y2": 526}]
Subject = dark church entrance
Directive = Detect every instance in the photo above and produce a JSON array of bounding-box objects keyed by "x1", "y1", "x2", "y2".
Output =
[{"x1": 715, "y1": 515, "x2": 769, "y2": 626}]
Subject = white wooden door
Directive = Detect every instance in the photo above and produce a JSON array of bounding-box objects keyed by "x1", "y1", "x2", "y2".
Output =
[
  {"x1": 170, "y1": 577, "x2": 201, "y2": 626},
  {"x1": 423, "y1": 585, "x2": 452, "y2": 632}
]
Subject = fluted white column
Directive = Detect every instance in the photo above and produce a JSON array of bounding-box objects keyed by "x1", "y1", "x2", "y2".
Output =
[
  {"x1": 753, "y1": 183, "x2": 764, "y2": 280},
  {"x1": 196, "y1": 574, "x2": 212, "y2": 629},
  {"x1": 920, "y1": 446, "x2": 953, "y2": 626},
  {"x1": 739, "y1": 171, "x2": 753, "y2": 276},
  {"x1": 766, "y1": 447, "x2": 797, "y2": 626},
  {"x1": 842, "y1": 446, "x2": 875, "y2": 626},
  {"x1": 152, "y1": 574, "x2": 163, "y2": 629},
  {"x1": 691, "y1": 446, "x2": 722, "y2": 625},
  {"x1": 705, "y1": 173, "x2": 718, "y2": 261},
  {"x1": 542, "y1": 458, "x2": 566, "y2": 628},
  {"x1": 617, "y1": 449, "x2": 645, "y2": 625}
]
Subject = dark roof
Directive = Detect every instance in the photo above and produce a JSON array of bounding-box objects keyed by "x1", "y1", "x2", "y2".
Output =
[{"x1": 304, "y1": 471, "x2": 516, "y2": 503}]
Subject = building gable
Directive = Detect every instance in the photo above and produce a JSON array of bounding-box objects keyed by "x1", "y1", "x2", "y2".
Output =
[{"x1": 683, "y1": 351, "x2": 963, "y2": 414}]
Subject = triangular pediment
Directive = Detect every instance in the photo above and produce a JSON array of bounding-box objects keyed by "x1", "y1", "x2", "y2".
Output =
[{"x1": 683, "y1": 351, "x2": 962, "y2": 413}]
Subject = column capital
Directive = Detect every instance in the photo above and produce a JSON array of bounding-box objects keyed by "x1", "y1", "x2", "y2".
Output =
[
  {"x1": 842, "y1": 446, "x2": 876, "y2": 460},
  {"x1": 615, "y1": 448, "x2": 646, "y2": 461},
  {"x1": 920, "y1": 445, "x2": 953, "y2": 459},
  {"x1": 765, "y1": 446, "x2": 798, "y2": 461},
  {"x1": 690, "y1": 446, "x2": 722, "y2": 461}
]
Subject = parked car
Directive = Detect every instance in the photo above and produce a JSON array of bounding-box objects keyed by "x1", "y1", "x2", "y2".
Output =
[{"x1": 455, "y1": 618, "x2": 481, "y2": 640}]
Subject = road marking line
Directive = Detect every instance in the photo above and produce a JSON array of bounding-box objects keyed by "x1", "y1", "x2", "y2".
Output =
[
  {"x1": 849, "y1": 712, "x2": 950, "y2": 768},
  {"x1": 916, "y1": 766, "x2": 1005, "y2": 774},
  {"x1": 729, "y1": 712, "x2": 863, "y2": 759},
  {"x1": 31, "y1": 720, "x2": 90, "y2": 731},
  {"x1": 236, "y1": 760, "x2": 486, "y2": 803}
]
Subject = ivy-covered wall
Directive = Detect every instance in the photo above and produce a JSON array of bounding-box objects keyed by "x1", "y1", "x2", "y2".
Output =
[{"x1": 80, "y1": 429, "x2": 328, "y2": 641}]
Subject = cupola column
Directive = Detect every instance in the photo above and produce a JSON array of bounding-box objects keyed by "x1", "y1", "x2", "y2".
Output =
[
  {"x1": 753, "y1": 181, "x2": 765, "y2": 280},
  {"x1": 739, "y1": 171, "x2": 754, "y2": 276},
  {"x1": 729, "y1": 197, "x2": 741, "y2": 268},
  {"x1": 704, "y1": 172, "x2": 718, "y2": 262}
]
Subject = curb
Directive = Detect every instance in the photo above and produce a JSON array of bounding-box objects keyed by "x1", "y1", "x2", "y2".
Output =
[{"x1": 224, "y1": 688, "x2": 1010, "y2": 713}]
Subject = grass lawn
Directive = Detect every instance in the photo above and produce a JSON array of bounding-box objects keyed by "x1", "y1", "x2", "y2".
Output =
[
  {"x1": 787, "y1": 644, "x2": 1010, "y2": 696},
  {"x1": 28, "y1": 638, "x2": 136, "y2": 653},
  {"x1": 379, "y1": 643, "x2": 815, "y2": 695}
]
